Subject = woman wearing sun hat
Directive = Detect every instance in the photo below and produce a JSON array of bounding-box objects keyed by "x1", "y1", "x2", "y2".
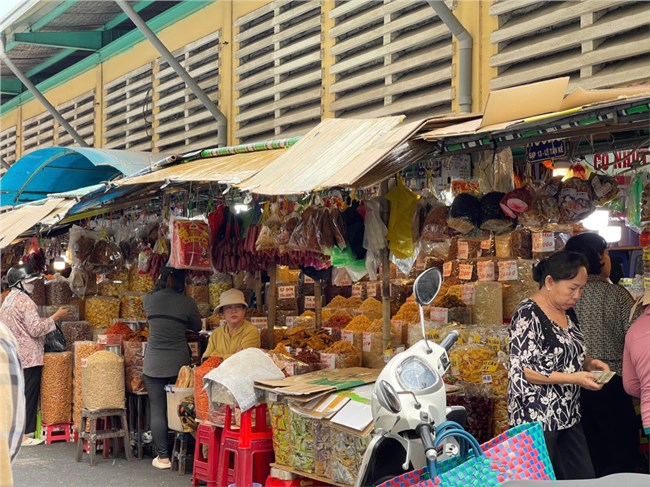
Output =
[
  {"x1": 203, "y1": 288, "x2": 260, "y2": 360},
  {"x1": 0, "y1": 264, "x2": 72, "y2": 446}
]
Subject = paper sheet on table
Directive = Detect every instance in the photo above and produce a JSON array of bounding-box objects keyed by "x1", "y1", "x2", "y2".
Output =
[{"x1": 329, "y1": 399, "x2": 373, "y2": 431}]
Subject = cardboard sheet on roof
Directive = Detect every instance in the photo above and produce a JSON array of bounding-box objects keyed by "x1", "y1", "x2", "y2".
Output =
[
  {"x1": 559, "y1": 86, "x2": 650, "y2": 111},
  {"x1": 479, "y1": 77, "x2": 570, "y2": 130},
  {"x1": 255, "y1": 367, "x2": 378, "y2": 401}
]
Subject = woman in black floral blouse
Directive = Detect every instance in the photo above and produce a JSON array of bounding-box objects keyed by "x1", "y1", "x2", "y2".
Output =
[{"x1": 508, "y1": 251, "x2": 609, "y2": 480}]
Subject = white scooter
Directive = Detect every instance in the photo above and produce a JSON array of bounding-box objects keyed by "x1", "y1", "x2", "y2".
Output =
[{"x1": 355, "y1": 268, "x2": 466, "y2": 487}]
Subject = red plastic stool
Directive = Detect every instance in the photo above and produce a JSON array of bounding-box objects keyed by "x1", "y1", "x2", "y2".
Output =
[
  {"x1": 192, "y1": 422, "x2": 221, "y2": 487},
  {"x1": 42, "y1": 423, "x2": 73, "y2": 444},
  {"x1": 217, "y1": 404, "x2": 274, "y2": 487}
]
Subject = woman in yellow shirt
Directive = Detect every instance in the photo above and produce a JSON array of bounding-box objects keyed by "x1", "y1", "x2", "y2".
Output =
[{"x1": 203, "y1": 289, "x2": 260, "y2": 360}]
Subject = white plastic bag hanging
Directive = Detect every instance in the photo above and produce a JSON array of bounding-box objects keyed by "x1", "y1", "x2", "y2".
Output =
[{"x1": 363, "y1": 197, "x2": 387, "y2": 280}]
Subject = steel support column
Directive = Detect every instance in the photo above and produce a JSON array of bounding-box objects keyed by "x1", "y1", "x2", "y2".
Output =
[{"x1": 116, "y1": 0, "x2": 227, "y2": 147}]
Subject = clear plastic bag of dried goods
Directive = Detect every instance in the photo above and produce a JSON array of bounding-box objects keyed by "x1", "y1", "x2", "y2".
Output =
[
  {"x1": 446, "y1": 382, "x2": 494, "y2": 444},
  {"x1": 82, "y1": 350, "x2": 125, "y2": 409},
  {"x1": 88, "y1": 232, "x2": 125, "y2": 274},
  {"x1": 256, "y1": 204, "x2": 282, "y2": 251}
]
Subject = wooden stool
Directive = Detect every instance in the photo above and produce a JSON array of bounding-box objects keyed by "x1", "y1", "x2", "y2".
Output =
[
  {"x1": 76, "y1": 408, "x2": 133, "y2": 466},
  {"x1": 171, "y1": 432, "x2": 192, "y2": 475}
]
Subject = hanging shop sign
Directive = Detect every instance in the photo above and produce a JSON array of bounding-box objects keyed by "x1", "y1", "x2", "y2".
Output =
[
  {"x1": 587, "y1": 148, "x2": 649, "y2": 175},
  {"x1": 526, "y1": 140, "x2": 567, "y2": 163}
]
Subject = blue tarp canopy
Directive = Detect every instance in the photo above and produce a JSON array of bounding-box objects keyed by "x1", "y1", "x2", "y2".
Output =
[{"x1": 0, "y1": 147, "x2": 169, "y2": 206}]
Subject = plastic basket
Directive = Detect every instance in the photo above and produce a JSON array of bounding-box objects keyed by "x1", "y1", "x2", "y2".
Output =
[{"x1": 166, "y1": 386, "x2": 194, "y2": 433}]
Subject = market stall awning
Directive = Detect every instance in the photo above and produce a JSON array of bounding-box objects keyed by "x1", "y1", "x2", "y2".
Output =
[
  {"x1": 240, "y1": 117, "x2": 428, "y2": 195},
  {"x1": 0, "y1": 197, "x2": 68, "y2": 248},
  {"x1": 114, "y1": 149, "x2": 285, "y2": 187},
  {"x1": 0, "y1": 146, "x2": 171, "y2": 206}
]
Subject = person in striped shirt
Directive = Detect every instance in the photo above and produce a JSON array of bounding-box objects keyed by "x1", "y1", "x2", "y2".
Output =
[{"x1": 0, "y1": 319, "x2": 25, "y2": 487}]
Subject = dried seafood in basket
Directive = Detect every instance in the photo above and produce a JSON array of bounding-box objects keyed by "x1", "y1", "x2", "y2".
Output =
[
  {"x1": 322, "y1": 341, "x2": 361, "y2": 368},
  {"x1": 73, "y1": 341, "x2": 100, "y2": 431},
  {"x1": 98, "y1": 269, "x2": 129, "y2": 297},
  {"x1": 82, "y1": 350, "x2": 125, "y2": 409},
  {"x1": 41, "y1": 352, "x2": 73, "y2": 424},
  {"x1": 85, "y1": 296, "x2": 120, "y2": 329},
  {"x1": 119, "y1": 292, "x2": 146, "y2": 321},
  {"x1": 60, "y1": 321, "x2": 92, "y2": 352}
]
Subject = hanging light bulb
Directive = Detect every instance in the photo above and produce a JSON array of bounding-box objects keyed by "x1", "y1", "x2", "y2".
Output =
[
  {"x1": 53, "y1": 256, "x2": 66, "y2": 271},
  {"x1": 582, "y1": 209, "x2": 609, "y2": 231}
]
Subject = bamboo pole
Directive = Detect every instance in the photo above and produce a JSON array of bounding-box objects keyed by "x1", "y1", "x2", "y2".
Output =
[
  {"x1": 314, "y1": 279, "x2": 323, "y2": 329},
  {"x1": 380, "y1": 180, "x2": 392, "y2": 350},
  {"x1": 267, "y1": 265, "x2": 277, "y2": 348}
]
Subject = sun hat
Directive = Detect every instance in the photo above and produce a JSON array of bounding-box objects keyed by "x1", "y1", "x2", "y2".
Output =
[{"x1": 216, "y1": 289, "x2": 248, "y2": 311}]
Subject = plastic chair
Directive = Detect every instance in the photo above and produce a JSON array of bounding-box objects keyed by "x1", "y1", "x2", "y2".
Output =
[
  {"x1": 192, "y1": 422, "x2": 221, "y2": 487},
  {"x1": 216, "y1": 404, "x2": 274, "y2": 487}
]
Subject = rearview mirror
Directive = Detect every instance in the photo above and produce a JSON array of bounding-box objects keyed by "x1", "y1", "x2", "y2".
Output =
[
  {"x1": 413, "y1": 268, "x2": 442, "y2": 306},
  {"x1": 376, "y1": 380, "x2": 401, "y2": 414}
]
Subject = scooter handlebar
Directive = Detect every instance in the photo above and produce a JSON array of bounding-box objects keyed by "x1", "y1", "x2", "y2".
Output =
[
  {"x1": 416, "y1": 423, "x2": 437, "y2": 461},
  {"x1": 439, "y1": 331, "x2": 459, "y2": 352}
]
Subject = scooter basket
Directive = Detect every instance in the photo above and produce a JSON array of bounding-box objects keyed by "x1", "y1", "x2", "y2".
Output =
[{"x1": 378, "y1": 422, "x2": 555, "y2": 487}]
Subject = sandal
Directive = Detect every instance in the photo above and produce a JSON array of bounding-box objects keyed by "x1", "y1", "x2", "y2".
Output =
[
  {"x1": 152, "y1": 456, "x2": 171, "y2": 469},
  {"x1": 22, "y1": 437, "x2": 44, "y2": 446}
]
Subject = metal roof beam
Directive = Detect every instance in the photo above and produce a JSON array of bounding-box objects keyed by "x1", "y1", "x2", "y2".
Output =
[
  {"x1": 0, "y1": 78, "x2": 24, "y2": 95},
  {"x1": 0, "y1": 40, "x2": 89, "y2": 148},
  {"x1": 13, "y1": 31, "x2": 128, "y2": 51},
  {"x1": 116, "y1": 0, "x2": 226, "y2": 147}
]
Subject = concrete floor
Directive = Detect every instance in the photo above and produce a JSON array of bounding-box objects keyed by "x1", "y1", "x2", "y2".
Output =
[{"x1": 12, "y1": 441, "x2": 194, "y2": 486}]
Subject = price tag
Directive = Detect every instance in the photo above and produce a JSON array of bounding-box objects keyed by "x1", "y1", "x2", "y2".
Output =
[
  {"x1": 323, "y1": 327, "x2": 333, "y2": 335},
  {"x1": 477, "y1": 261, "x2": 495, "y2": 281},
  {"x1": 425, "y1": 329, "x2": 441, "y2": 342},
  {"x1": 351, "y1": 284, "x2": 363, "y2": 298},
  {"x1": 469, "y1": 332, "x2": 481, "y2": 344},
  {"x1": 481, "y1": 360, "x2": 499, "y2": 373},
  {"x1": 430, "y1": 307, "x2": 449, "y2": 323},
  {"x1": 392, "y1": 320, "x2": 404, "y2": 338},
  {"x1": 362, "y1": 332, "x2": 373, "y2": 352},
  {"x1": 459, "y1": 264, "x2": 474, "y2": 281},
  {"x1": 366, "y1": 282, "x2": 378, "y2": 298},
  {"x1": 498, "y1": 260, "x2": 519, "y2": 281},
  {"x1": 304, "y1": 275, "x2": 315, "y2": 284},
  {"x1": 304, "y1": 296, "x2": 316, "y2": 309},
  {"x1": 450, "y1": 357, "x2": 460, "y2": 376},
  {"x1": 532, "y1": 232, "x2": 555, "y2": 253},
  {"x1": 286, "y1": 316, "x2": 296, "y2": 328},
  {"x1": 342, "y1": 330, "x2": 354, "y2": 344},
  {"x1": 487, "y1": 337, "x2": 502, "y2": 351},
  {"x1": 481, "y1": 374, "x2": 493, "y2": 384},
  {"x1": 334, "y1": 269, "x2": 353, "y2": 287},
  {"x1": 458, "y1": 241, "x2": 470, "y2": 260},
  {"x1": 443, "y1": 261, "x2": 452, "y2": 277},
  {"x1": 320, "y1": 353, "x2": 336, "y2": 369},
  {"x1": 97, "y1": 335, "x2": 108, "y2": 345},
  {"x1": 278, "y1": 285, "x2": 296, "y2": 299},
  {"x1": 250, "y1": 317, "x2": 267, "y2": 328},
  {"x1": 81, "y1": 358, "x2": 88, "y2": 367},
  {"x1": 461, "y1": 284, "x2": 475, "y2": 305},
  {"x1": 416, "y1": 259, "x2": 426, "y2": 271},
  {"x1": 480, "y1": 239, "x2": 492, "y2": 250}
]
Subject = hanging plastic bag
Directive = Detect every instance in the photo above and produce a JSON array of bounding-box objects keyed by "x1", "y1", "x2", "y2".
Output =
[
  {"x1": 363, "y1": 197, "x2": 387, "y2": 281},
  {"x1": 87, "y1": 230, "x2": 125, "y2": 274},
  {"x1": 386, "y1": 178, "x2": 420, "y2": 259},
  {"x1": 626, "y1": 173, "x2": 644, "y2": 232},
  {"x1": 169, "y1": 216, "x2": 212, "y2": 271},
  {"x1": 69, "y1": 265, "x2": 88, "y2": 298},
  {"x1": 256, "y1": 204, "x2": 282, "y2": 251}
]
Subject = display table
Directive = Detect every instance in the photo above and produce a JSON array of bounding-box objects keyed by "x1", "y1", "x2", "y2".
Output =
[{"x1": 126, "y1": 391, "x2": 149, "y2": 459}]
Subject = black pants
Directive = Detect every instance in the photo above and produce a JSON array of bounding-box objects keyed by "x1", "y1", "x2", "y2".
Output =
[
  {"x1": 143, "y1": 374, "x2": 176, "y2": 460},
  {"x1": 544, "y1": 422, "x2": 595, "y2": 480},
  {"x1": 23, "y1": 366, "x2": 42, "y2": 436},
  {"x1": 580, "y1": 374, "x2": 640, "y2": 476}
]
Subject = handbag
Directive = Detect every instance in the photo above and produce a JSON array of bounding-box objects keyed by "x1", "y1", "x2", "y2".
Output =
[
  {"x1": 379, "y1": 422, "x2": 555, "y2": 487},
  {"x1": 44, "y1": 324, "x2": 67, "y2": 353}
]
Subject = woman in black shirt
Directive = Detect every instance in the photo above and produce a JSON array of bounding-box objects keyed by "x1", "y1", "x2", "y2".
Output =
[
  {"x1": 143, "y1": 267, "x2": 202, "y2": 469},
  {"x1": 508, "y1": 251, "x2": 609, "y2": 480}
]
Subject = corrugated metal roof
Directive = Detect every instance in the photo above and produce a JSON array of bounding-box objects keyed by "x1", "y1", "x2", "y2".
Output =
[
  {"x1": 240, "y1": 117, "x2": 428, "y2": 195},
  {"x1": 115, "y1": 149, "x2": 285, "y2": 187},
  {"x1": 0, "y1": 197, "x2": 65, "y2": 248}
]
